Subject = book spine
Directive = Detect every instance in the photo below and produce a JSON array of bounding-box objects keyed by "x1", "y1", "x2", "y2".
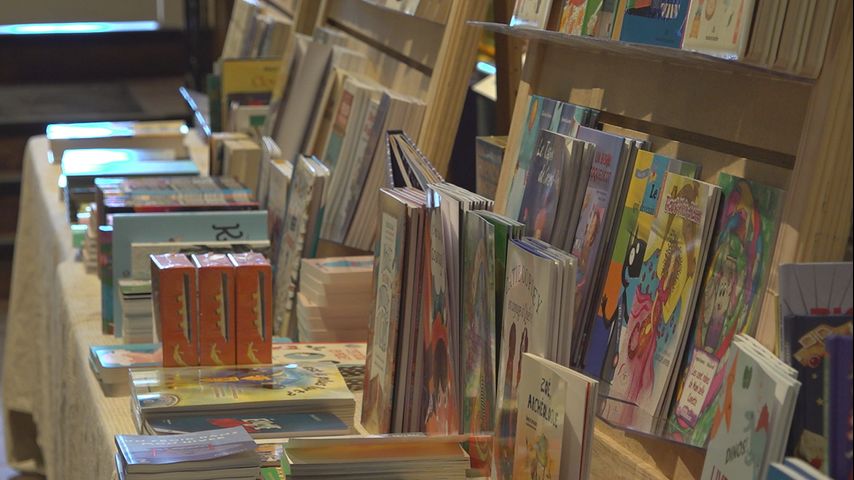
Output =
[{"x1": 99, "y1": 225, "x2": 114, "y2": 335}]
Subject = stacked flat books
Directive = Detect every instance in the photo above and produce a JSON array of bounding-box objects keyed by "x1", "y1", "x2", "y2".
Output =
[
  {"x1": 89, "y1": 343, "x2": 161, "y2": 396},
  {"x1": 296, "y1": 256, "x2": 373, "y2": 343},
  {"x1": 700, "y1": 334, "x2": 801, "y2": 480},
  {"x1": 114, "y1": 426, "x2": 260, "y2": 480},
  {"x1": 46, "y1": 120, "x2": 188, "y2": 164},
  {"x1": 129, "y1": 363, "x2": 356, "y2": 436},
  {"x1": 281, "y1": 435, "x2": 471, "y2": 480},
  {"x1": 118, "y1": 280, "x2": 154, "y2": 344}
]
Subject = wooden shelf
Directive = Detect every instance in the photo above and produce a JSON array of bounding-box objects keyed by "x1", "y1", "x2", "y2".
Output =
[{"x1": 472, "y1": 22, "x2": 817, "y2": 85}]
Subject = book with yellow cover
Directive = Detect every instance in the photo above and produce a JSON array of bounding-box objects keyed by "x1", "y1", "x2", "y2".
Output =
[{"x1": 130, "y1": 363, "x2": 354, "y2": 415}]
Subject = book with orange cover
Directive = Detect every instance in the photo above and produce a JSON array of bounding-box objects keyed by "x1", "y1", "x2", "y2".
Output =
[
  {"x1": 151, "y1": 253, "x2": 198, "y2": 367},
  {"x1": 192, "y1": 253, "x2": 236, "y2": 366},
  {"x1": 230, "y1": 252, "x2": 272, "y2": 364}
]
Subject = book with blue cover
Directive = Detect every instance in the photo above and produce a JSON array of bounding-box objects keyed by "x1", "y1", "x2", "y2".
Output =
[
  {"x1": 618, "y1": 0, "x2": 690, "y2": 48},
  {"x1": 109, "y1": 210, "x2": 268, "y2": 337},
  {"x1": 825, "y1": 334, "x2": 853, "y2": 480},
  {"x1": 146, "y1": 411, "x2": 350, "y2": 438}
]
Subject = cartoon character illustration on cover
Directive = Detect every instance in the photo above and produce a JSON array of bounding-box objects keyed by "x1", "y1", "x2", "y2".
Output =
[
  {"x1": 559, "y1": 0, "x2": 587, "y2": 34},
  {"x1": 608, "y1": 182, "x2": 699, "y2": 424},
  {"x1": 518, "y1": 434, "x2": 553, "y2": 480},
  {"x1": 495, "y1": 325, "x2": 528, "y2": 480}
]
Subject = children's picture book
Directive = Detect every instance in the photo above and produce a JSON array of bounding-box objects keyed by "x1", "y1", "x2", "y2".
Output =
[
  {"x1": 557, "y1": 0, "x2": 589, "y2": 35},
  {"x1": 683, "y1": 0, "x2": 756, "y2": 59},
  {"x1": 666, "y1": 174, "x2": 783, "y2": 447},
  {"x1": 599, "y1": 173, "x2": 720, "y2": 431},
  {"x1": 512, "y1": 353, "x2": 598, "y2": 480},
  {"x1": 579, "y1": 151, "x2": 698, "y2": 377},
  {"x1": 618, "y1": 0, "x2": 690, "y2": 48},
  {"x1": 782, "y1": 315, "x2": 852, "y2": 470},
  {"x1": 462, "y1": 211, "x2": 497, "y2": 437},
  {"x1": 422, "y1": 203, "x2": 460, "y2": 435},
  {"x1": 825, "y1": 334, "x2": 853, "y2": 480},
  {"x1": 700, "y1": 336, "x2": 800, "y2": 480},
  {"x1": 362, "y1": 189, "x2": 408, "y2": 434},
  {"x1": 146, "y1": 411, "x2": 350, "y2": 438},
  {"x1": 517, "y1": 130, "x2": 569, "y2": 243}
]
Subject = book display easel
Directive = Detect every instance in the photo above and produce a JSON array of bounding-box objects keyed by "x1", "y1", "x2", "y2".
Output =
[{"x1": 477, "y1": 2, "x2": 853, "y2": 478}]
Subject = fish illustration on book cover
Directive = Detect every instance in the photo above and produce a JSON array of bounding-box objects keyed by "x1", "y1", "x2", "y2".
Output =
[{"x1": 667, "y1": 174, "x2": 783, "y2": 447}]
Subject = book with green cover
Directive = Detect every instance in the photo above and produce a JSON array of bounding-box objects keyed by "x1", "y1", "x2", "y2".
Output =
[{"x1": 666, "y1": 174, "x2": 784, "y2": 447}]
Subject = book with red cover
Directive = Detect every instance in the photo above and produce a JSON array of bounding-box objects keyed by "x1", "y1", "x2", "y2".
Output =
[
  {"x1": 230, "y1": 252, "x2": 272, "y2": 364},
  {"x1": 192, "y1": 253, "x2": 236, "y2": 366},
  {"x1": 151, "y1": 253, "x2": 198, "y2": 367}
]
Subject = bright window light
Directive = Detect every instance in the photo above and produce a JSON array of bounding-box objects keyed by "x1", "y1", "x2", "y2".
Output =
[{"x1": 0, "y1": 21, "x2": 159, "y2": 35}]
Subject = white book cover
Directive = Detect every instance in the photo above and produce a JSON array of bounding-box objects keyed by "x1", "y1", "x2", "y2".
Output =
[{"x1": 683, "y1": 0, "x2": 756, "y2": 59}]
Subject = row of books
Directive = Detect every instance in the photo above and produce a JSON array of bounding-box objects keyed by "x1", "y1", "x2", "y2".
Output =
[
  {"x1": 511, "y1": 0, "x2": 837, "y2": 76},
  {"x1": 89, "y1": 341, "x2": 367, "y2": 396}
]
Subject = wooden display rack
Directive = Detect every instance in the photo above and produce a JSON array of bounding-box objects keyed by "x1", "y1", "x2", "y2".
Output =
[
  {"x1": 486, "y1": 2, "x2": 853, "y2": 478},
  {"x1": 314, "y1": 0, "x2": 489, "y2": 177}
]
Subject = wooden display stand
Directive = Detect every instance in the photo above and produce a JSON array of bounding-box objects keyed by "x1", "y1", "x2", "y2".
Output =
[
  {"x1": 485, "y1": 2, "x2": 853, "y2": 478},
  {"x1": 316, "y1": 0, "x2": 489, "y2": 177}
]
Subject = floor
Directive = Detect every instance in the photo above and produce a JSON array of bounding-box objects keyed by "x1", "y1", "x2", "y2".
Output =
[{"x1": 0, "y1": 304, "x2": 45, "y2": 480}]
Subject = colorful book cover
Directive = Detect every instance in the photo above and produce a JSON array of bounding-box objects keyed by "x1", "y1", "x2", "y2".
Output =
[
  {"x1": 131, "y1": 363, "x2": 353, "y2": 412},
  {"x1": 494, "y1": 240, "x2": 560, "y2": 480},
  {"x1": 462, "y1": 212, "x2": 497, "y2": 436},
  {"x1": 700, "y1": 341, "x2": 798, "y2": 480},
  {"x1": 147, "y1": 412, "x2": 349, "y2": 438},
  {"x1": 683, "y1": 0, "x2": 756, "y2": 58},
  {"x1": 558, "y1": 0, "x2": 589, "y2": 35},
  {"x1": 475, "y1": 136, "x2": 507, "y2": 201},
  {"x1": 361, "y1": 189, "x2": 408, "y2": 434},
  {"x1": 267, "y1": 161, "x2": 293, "y2": 268},
  {"x1": 666, "y1": 174, "x2": 784, "y2": 446},
  {"x1": 599, "y1": 173, "x2": 719, "y2": 430},
  {"x1": 570, "y1": 127, "x2": 628, "y2": 335},
  {"x1": 99, "y1": 224, "x2": 114, "y2": 334},
  {"x1": 477, "y1": 212, "x2": 524, "y2": 355},
  {"x1": 782, "y1": 316, "x2": 853, "y2": 470},
  {"x1": 422, "y1": 205, "x2": 459, "y2": 434},
  {"x1": 506, "y1": 95, "x2": 558, "y2": 219},
  {"x1": 518, "y1": 130, "x2": 569, "y2": 243},
  {"x1": 322, "y1": 80, "x2": 356, "y2": 171},
  {"x1": 260, "y1": 466, "x2": 285, "y2": 480},
  {"x1": 580, "y1": 150, "x2": 697, "y2": 376},
  {"x1": 512, "y1": 353, "x2": 598, "y2": 480},
  {"x1": 825, "y1": 334, "x2": 853, "y2": 480},
  {"x1": 582, "y1": 0, "x2": 605, "y2": 35},
  {"x1": 619, "y1": 0, "x2": 690, "y2": 48}
]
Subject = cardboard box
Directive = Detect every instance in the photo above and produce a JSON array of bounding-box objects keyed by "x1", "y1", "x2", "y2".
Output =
[
  {"x1": 192, "y1": 253, "x2": 236, "y2": 366},
  {"x1": 151, "y1": 253, "x2": 198, "y2": 367},
  {"x1": 229, "y1": 252, "x2": 272, "y2": 364}
]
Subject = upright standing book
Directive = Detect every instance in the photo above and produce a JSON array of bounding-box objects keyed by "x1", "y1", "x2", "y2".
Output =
[
  {"x1": 683, "y1": 0, "x2": 756, "y2": 58},
  {"x1": 666, "y1": 174, "x2": 783, "y2": 447},
  {"x1": 618, "y1": 0, "x2": 690, "y2": 48},
  {"x1": 825, "y1": 334, "x2": 853, "y2": 480},
  {"x1": 512, "y1": 353, "x2": 598, "y2": 480}
]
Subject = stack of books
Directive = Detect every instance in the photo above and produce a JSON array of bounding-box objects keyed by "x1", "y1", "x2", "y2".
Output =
[
  {"x1": 89, "y1": 343, "x2": 160, "y2": 396},
  {"x1": 700, "y1": 334, "x2": 801, "y2": 480},
  {"x1": 114, "y1": 427, "x2": 260, "y2": 480},
  {"x1": 118, "y1": 280, "x2": 154, "y2": 344},
  {"x1": 281, "y1": 435, "x2": 471, "y2": 480},
  {"x1": 129, "y1": 363, "x2": 356, "y2": 436},
  {"x1": 296, "y1": 256, "x2": 374, "y2": 343},
  {"x1": 46, "y1": 120, "x2": 188, "y2": 165}
]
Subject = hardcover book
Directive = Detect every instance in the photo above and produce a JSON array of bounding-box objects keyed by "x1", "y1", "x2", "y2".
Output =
[
  {"x1": 666, "y1": 174, "x2": 783, "y2": 447},
  {"x1": 683, "y1": 0, "x2": 756, "y2": 58}
]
